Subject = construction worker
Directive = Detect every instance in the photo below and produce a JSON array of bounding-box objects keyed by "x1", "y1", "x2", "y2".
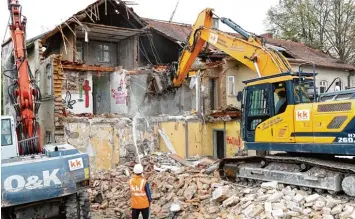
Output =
[{"x1": 129, "y1": 163, "x2": 152, "y2": 219}]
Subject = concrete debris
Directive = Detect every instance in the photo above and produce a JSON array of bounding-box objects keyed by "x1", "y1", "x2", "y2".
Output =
[
  {"x1": 89, "y1": 153, "x2": 355, "y2": 219},
  {"x1": 260, "y1": 181, "x2": 278, "y2": 190},
  {"x1": 170, "y1": 203, "x2": 181, "y2": 212}
]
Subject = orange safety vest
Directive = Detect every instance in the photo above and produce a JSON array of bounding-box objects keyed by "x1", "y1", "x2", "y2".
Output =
[{"x1": 129, "y1": 175, "x2": 150, "y2": 209}]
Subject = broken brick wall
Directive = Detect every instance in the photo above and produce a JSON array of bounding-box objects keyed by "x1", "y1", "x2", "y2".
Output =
[
  {"x1": 201, "y1": 67, "x2": 222, "y2": 115},
  {"x1": 63, "y1": 115, "x2": 243, "y2": 170},
  {"x1": 63, "y1": 116, "x2": 158, "y2": 170}
]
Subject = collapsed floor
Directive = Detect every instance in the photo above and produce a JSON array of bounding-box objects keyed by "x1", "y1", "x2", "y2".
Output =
[{"x1": 89, "y1": 153, "x2": 355, "y2": 219}]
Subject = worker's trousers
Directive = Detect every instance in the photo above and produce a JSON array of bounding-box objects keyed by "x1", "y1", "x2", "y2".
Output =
[{"x1": 132, "y1": 207, "x2": 149, "y2": 219}]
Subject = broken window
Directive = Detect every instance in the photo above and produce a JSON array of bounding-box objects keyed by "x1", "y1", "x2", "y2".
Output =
[
  {"x1": 227, "y1": 76, "x2": 235, "y2": 96},
  {"x1": 97, "y1": 43, "x2": 110, "y2": 63},
  {"x1": 76, "y1": 40, "x2": 83, "y2": 61},
  {"x1": 319, "y1": 80, "x2": 328, "y2": 93}
]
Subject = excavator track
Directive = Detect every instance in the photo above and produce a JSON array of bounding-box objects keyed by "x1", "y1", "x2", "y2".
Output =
[{"x1": 219, "y1": 154, "x2": 355, "y2": 197}]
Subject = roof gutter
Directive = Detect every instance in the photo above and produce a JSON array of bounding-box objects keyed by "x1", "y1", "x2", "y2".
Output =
[{"x1": 288, "y1": 58, "x2": 355, "y2": 72}]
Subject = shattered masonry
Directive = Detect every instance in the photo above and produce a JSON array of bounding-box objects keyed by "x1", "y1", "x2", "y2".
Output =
[{"x1": 90, "y1": 153, "x2": 355, "y2": 219}]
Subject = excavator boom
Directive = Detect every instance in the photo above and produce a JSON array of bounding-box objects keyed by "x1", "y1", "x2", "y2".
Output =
[
  {"x1": 172, "y1": 8, "x2": 292, "y2": 87},
  {"x1": 7, "y1": 0, "x2": 42, "y2": 154}
]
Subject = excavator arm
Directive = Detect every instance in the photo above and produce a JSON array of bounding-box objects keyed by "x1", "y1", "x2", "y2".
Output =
[
  {"x1": 6, "y1": 0, "x2": 42, "y2": 155},
  {"x1": 173, "y1": 8, "x2": 292, "y2": 87}
]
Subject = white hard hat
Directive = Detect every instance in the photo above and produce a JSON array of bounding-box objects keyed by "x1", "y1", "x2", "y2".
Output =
[{"x1": 133, "y1": 164, "x2": 143, "y2": 174}]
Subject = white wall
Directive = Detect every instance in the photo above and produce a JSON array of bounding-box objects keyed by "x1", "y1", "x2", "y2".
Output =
[
  {"x1": 292, "y1": 65, "x2": 351, "y2": 92},
  {"x1": 110, "y1": 69, "x2": 129, "y2": 114},
  {"x1": 224, "y1": 60, "x2": 258, "y2": 108},
  {"x1": 62, "y1": 72, "x2": 93, "y2": 114}
]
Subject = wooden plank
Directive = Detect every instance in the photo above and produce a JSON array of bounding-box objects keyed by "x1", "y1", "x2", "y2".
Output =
[{"x1": 169, "y1": 154, "x2": 193, "y2": 167}]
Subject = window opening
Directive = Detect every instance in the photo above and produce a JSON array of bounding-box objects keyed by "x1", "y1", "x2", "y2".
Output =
[
  {"x1": 97, "y1": 43, "x2": 111, "y2": 63},
  {"x1": 227, "y1": 76, "x2": 235, "y2": 96},
  {"x1": 320, "y1": 80, "x2": 328, "y2": 94},
  {"x1": 45, "y1": 64, "x2": 53, "y2": 96},
  {"x1": 1, "y1": 119, "x2": 13, "y2": 146},
  {"x1": 76, "y1": 40, "x2": 83, "y2": 61}
]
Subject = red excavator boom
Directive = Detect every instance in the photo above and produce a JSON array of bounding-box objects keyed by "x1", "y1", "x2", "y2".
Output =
[{"x1": 7, "y1": 0, "x2": 42, "y2": 155}]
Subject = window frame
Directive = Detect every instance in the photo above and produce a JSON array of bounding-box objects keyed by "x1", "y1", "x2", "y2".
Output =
[
  {"x1": 319, "y1": 80, "x2": 328, "y2": 94},
  {"x1": 76, "y1": 40, "x2": 84, "y2": 61},
  {"x1": 45, "y1": 63, "x2": 53, "y2": 96},
  {"x1": 97, "y1": 43, "x2": 111, "y2": 63},
  {"x1": 243, "y1": 83, "x2": 274, "y2": 142},
  {"x1": 227, "y1": 76, "x2": 235, "y2": 96},
  {"x1": 1, "y1": 119, "x2": 13, "y2": 147}
]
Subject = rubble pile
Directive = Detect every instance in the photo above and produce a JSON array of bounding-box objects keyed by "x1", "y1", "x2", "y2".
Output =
[{"x1": 90, "y1": 154, "x2": 355, "y2": 219}]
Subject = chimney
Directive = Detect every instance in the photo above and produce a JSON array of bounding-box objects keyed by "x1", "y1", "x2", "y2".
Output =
[
  {"x1": 212, "y1": 17, "x2": 219, "y2": 30},
  {"x1": 260, "y1": 33, "x2": 273, "y2": 39}
]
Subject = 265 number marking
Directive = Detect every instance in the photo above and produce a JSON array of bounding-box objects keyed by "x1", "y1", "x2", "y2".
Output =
[{"x1": 338, "y1": 134, "x2": 355, "y2": 143}]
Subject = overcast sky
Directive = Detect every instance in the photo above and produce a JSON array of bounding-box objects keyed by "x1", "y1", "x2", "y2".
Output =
[{"x1": 0, "y1": 0, "x2": 278, "y2": 43}]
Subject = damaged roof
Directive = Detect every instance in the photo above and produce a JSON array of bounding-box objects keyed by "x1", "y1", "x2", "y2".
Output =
[
  {"x1": 144, "y1": 19, "x2": 355, "y2": 71},
  {"x1": 143, "y1": 18, "x2": 191, "y2": 43},
  {"x1": 34, "y1": 0, "x2": 144, "y2": 45},
  {"x1": 265, "y1": 38, "x2": 355, "y2": 71}
]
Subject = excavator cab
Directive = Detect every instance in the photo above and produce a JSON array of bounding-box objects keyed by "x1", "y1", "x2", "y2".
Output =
[
  {"x1": 239, "y1": 72, "x2": 316, "y2": 144},
  {"x1": 1, "y1": 116, "x2": 19, "y2": 160}
]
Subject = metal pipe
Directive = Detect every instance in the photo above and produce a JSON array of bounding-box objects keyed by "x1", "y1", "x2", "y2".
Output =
[
  {"x1": 253, "y1": 61, "x2": 261, "y2": 77},
  {"x1": 196, "y1": 70, "x2": 201, "y2": 113},
  {"x1": 312, "y1": 63, "x2": 317, "y2": 102}
]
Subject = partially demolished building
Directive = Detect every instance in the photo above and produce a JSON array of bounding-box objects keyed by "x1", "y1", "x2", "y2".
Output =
[{"x1": 2, "y1": 0, "x2": 355, "y2": 170}]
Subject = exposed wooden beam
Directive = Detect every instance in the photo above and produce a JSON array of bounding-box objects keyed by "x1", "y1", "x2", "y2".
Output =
[{"x1": 62, "y1": 63, "x2": 115, "y2": 72}]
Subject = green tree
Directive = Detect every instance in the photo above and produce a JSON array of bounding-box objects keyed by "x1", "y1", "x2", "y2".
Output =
[{"x1": 266, "y1": 0, "x2": 355, "y2": 64}]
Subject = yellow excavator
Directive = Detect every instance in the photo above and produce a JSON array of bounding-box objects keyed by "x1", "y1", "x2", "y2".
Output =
[{"x1": 151, "y1": 8, "x2": 355, "y2": 196}]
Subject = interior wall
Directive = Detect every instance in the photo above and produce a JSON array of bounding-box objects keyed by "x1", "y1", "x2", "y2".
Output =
[
  {"x1": 64, "y1": 117, "x2": 156, "y2": 170},
  {"x1": 110, "y1": 69, "x2": 130, "y2": 114},
  {"x1": 138, "y1": 31, "x2": 181, "y2": 66},
  {"x1": 159, "y1": 121, "x2": 187, "y2": 158},
  {"x1": 61, "y1": 71, "x2": 93, "y2": 114},
  {"x1": 93, "y1": 74, "x2": 111, "y2": 114},
  {"x1": 60, "y1": 29, "x2": 75, "y2": 61},
  {"x1": 82, "y1": 40, "x2": 118, "y2": 67},
  {"x1": 117, "y1": 35, "x2": 138, "y2": 69},
  {"x1": 158, "y1": 119, "x2": 243, "y2": 159}
]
